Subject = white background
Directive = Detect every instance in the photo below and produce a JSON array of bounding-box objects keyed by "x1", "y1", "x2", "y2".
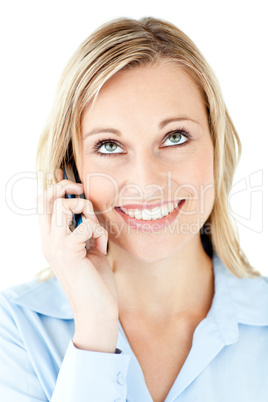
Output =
[{"x1": 1, "y1": 0, "x2": 267, "y2": 290}]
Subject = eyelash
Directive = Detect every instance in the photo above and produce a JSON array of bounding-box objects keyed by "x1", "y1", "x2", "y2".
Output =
[{"x1": 92, "y1": 128, "x2": 193, "y2": 157}]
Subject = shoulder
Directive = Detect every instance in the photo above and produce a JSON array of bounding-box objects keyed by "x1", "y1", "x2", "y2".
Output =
[
  {"x1": 229, "y1": 273, "x2": 268, "y2": 325},
  {"x1": 0, "y1": 276, "x2": 73, "y2": 319},
  {"x1": 0, "y1": 279, "x2": 75, "y2": 400},
  {"x1": 214, "y1": 253, "x2": 268, "y2": 326}
]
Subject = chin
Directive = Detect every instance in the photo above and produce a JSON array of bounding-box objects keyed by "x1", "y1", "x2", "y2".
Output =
[{"x1": 125, "y1": 240, "x2": 185, "y2": 264}]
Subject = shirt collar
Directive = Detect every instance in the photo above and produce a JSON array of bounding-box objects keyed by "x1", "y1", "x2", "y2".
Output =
[
  {"x1": 10, "y1": 252, "x2": 268, "y2": 325},
  {"x1": 221, "y1": 254, "x2": 268, "y2": 326},
  {"x1": 10, "y1": 275, "x2": 73, "y2": 319}
]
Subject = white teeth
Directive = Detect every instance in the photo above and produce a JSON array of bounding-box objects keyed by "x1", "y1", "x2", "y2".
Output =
[
  {"x1": 121, "y1": 201, "x2": 180, "y2": 221},
  {"x1": 134, "y1": 209, "x2": 142, "y2": 219},
  {"x1": 127, "y1": 209, "x2": 135, "y2": 217},
  {"x1": 167, "y1": 203, "x2": 173, "y2": 213},
  {"x1": 161, "y1": 205, "x2": 169, "y2": 216},
  {"x1": 151, "y1": 207, "x2": 160, "y2": 220}
]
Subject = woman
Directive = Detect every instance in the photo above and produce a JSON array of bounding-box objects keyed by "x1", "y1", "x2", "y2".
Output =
[{"x1": 0, "y1": 17, "x2": 267, "y2": 402}]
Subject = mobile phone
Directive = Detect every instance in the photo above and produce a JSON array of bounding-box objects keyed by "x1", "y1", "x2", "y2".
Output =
[
  {"x1": 62, "y1": 161, "x2": 85, "y2": 230},
  {"x1": 61, "y1": 160, "x2": 90, "y2": 250}
]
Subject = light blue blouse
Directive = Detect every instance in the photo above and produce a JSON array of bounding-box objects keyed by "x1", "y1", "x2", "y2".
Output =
[{"x1": 0, "y1": 252, "x2": 268, "y2": 402}]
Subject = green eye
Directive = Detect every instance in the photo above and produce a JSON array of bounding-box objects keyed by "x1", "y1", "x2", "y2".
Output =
[
  {"x1": 94, "y1": 139, "x2": 125, "y2": 156},
  {"x1": 163, "y1": 131, "x2": 188, "y2": 147},
  {"x1": 93, "y1": 129, "x2": 192, "y2": 158},
  {"x1": 104, "y1": 142, "x2": 117, "y2": 152},
  {"x1": 169, "y1": 133, "x2": 182, "y2": 143}
]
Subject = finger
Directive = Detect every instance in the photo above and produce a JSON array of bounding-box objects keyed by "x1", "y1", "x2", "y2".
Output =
[
  {"x1": 71, "y1": 200, "x2": 106, "y2": 253},
  {"x1": 36, "y1": 181, "x2": 85, "y2": 236},
  {"x1": 46, "y1": 181, "x2": 85, "y2": 215},
  {"x1": 55, "y1": 168, "x2": 64, "y2": 182},
  {"x1": 50, "y1": 197, "x2": 96, "y2": 237},
  {"x1": 70, "y1": 198, "x2": 99, "y2": 224},
  {"x1": 71, "y1": 218, "x2": 108, "y2": 255},
  {"x1": 92, "y1": 224, "x2": 108, "y2": 255},
  {"x1": 51, "y1": 198, "x2": 74, "y2": 238}
]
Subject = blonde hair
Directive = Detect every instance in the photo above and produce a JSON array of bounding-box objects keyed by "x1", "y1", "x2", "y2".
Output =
[{"x1": 36, "y1": 16, "x2": 261, "y2": 279}]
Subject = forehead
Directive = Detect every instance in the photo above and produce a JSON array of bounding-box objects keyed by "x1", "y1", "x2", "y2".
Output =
[{"x1": 81, "y1": 62, "x2": 207, "y2": 128}]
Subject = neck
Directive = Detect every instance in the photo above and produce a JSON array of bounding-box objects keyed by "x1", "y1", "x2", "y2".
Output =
[{"x1": 107, "y1": 234, "x2": 214, "y2": 323}]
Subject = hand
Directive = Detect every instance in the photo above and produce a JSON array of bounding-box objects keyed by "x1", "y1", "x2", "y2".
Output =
[{"x1": 36, "y1": 169, "x2": 119, "y2": 352}]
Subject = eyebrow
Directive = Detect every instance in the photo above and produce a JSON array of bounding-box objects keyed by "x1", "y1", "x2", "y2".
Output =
[{"x1": 83, "y1": 116, "x2": 200, "y2": 141}]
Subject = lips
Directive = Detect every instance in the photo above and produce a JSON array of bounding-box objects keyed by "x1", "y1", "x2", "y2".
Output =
[{"x1": 114, "y1": 199, "x2": 185, "y2": 233}]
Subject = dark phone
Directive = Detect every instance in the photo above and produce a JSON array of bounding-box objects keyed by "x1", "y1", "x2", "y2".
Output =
[{"x1": 61, "y1": 160, "x2": 85, "y2": 230}]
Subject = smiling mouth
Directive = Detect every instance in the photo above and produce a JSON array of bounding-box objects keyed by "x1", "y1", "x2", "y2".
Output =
[{"x1": 115, "y1": 200, "x2": 185, "y2": 221}]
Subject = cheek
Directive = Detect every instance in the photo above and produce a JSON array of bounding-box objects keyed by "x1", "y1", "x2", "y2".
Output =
[
  {"x1": 171, "y1": 145, "x2": 214, "y2": 187},
  {"x1": 194, "y1": 152, "x2": 214, "y2": 186},
  {"x1": 184, "y1": 136, "x2": 214, "y2": 185},
  {"x1": 173, "y1": 144, "x2": 214, "y2": 220},
  {"x1": 192, "y1": 148, "x2": 215, "y2": 219},
  {"x1": 82, "y1": 172, "x2": 119, "y2": 211}
]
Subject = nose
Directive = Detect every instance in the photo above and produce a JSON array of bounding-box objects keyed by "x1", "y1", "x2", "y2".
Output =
[{"x1": 121, "y1": 150, "x2": 168, "y2": 200}]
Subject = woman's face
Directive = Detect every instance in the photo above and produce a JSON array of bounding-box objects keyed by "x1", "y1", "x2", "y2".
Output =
[{"x1": 79, "y1": 62, "x2": 214, "y2": 262}]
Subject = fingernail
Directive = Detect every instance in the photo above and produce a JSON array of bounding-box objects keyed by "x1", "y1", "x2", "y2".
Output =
[{"x1": 102, "y1": 243, "x2": 107, "y2": 255}]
